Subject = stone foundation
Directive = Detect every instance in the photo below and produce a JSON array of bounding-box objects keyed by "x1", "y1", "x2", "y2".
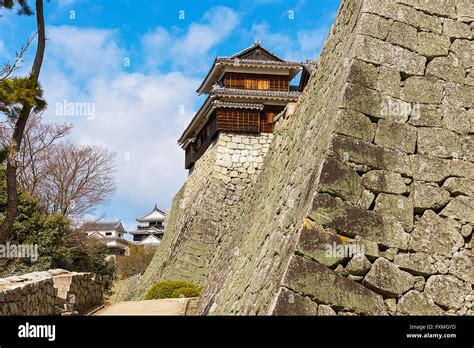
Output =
[
  {"x1": 0, "y1": 269, "x2": 104, "y2": 315},
  {"x1": 126, "y1": 132, "x2": 275, "y2": 300}
]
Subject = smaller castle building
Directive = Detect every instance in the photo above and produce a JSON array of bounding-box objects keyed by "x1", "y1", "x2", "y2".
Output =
[
  {"x1": 81, "y1": 221, "x2": 130, "y2": 255},
  {"x1": 129, "y1": 205, "x2": 166, "y2": 245}
]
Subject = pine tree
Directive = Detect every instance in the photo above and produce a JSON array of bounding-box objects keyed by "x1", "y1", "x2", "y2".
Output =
[{"x1": 0, "y1": 0, "x2": 46, "y2": 243}]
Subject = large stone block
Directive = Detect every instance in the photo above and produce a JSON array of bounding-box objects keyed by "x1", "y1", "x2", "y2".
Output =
[
  {"x1": 443, "y1": 19, "x2": 472, "y2": 39},
  {"x1": 387, "y1": 21, "x2": 417, "y2": 51},
  {"x1": 363, "y1": 258, "x2": 415, "y2": 298},
  {"x1": 310, "y1": 193, "x2": 410, "y2": 250},
  {"x1": 271, "y1": 287, "x2": 318, "y2": 316},
  {"x1": 380, "y1": 95, "x2": 413, "y2": 122},
  {"x1": 397, "y1": 290, "x2": 444, "y2": 315},
  {"x1": 442, "y1": 177, "x2": 474, "y2": 197},
  {"x1": 330, "y1": 135, "x2": 412, "y2": 177},
  {"x1": 296, "y1": 222, "x2": 346, "y2": 267},
  {"x1": 359, "y1": 12, "x2": 391, "y2": 40},
  {"x1": 282, "y1": 254, "x2": 386, "y2": 315},
  {"x1": 408, "y1": 104, "x2": 442, "y2": 127},
  {"x1": 409, "y1": 155, "x2": 451, "y2": 182},
  {"x1": 374, "y1": 193, "x2": 414, "y2": 231},
  {"x1": 341, "y1": 83, "x2": 382, "y2": 118},
  {"x1": 450, "y1": 39, "x2": 474, "y2": 69},
  {"x1": 374, "y1": 119, "x2": 417, "y2": 154},
  {"x1": 442, "y1": 104, "x2": 471, "y2": 135},
  {"x1": 440, "y1": 196, "x2": 474, "y2": 223},
  {"x1": 448, "y1": 250, "x2": 473, "y2": 284},
  {"x1": 393, "y1": 252, "x2": 437, "y2": 276},
  {"x1": 445, "y1": 84, "x2": 474, "y2": 108},
  {"x1": 317, "y1": 156, "x2": 363, "y2": 204},
  {"x1": 377, "y1": 66, "x2": 401, "y2": 98},
  {"x1": 410, "y1": 210, "x2": 464, "y2": 256},
  {"x1": 398, "y1": 5, "x2": 443, "y2": 33},
  {"x1": 455, "y1": 0, "x2": 474, "y2": 22},
  {"x1": 417, "y1": 32, "x2": 451, "y2": 58},
  {"x1": 335, "y1": 109, "x2": 376, "y2": 142},
  {"x1": 353, "y1": 35, "x2": 426, "y2": 75},
  {"x1": 397, "y1": 0, "x2": 456, "y2": 17},
  {"x1": 462, "y1": 136, "x2": 474, "y2": 162},
  {"x1": 410, "y1": 182, "x2": 450, "y2": 211},
  {"x1": 362, "y1": 170, "x2": 407, "y2": 194},
  {"x1": 346, "y1": 254, "x2": 372, "y2": 276},
  {"x1": 466, "y1": 71, "x2": 474, "y2": 86},
  {"x1": 424, "y1": 275, "x2": 471, "y2": 310},
  {"x1": 401, "y1": 77, "x2": 444, "y2": 104},
  {"x1": 361, "y1": 0, "x2": 400, "y2": 19},
  {"x1": 450, "y1": 159, "x2": 474, "y2": 179},
  {"x1": 347, "y1": 59, "x2": 379, "y2": 89},
  {"x1": 426, "y1": 56, "x2": 466, "y2": 84}
]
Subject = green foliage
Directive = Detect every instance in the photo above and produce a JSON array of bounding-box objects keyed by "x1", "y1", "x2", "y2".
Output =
[
  {"x1": 0, "y1": 146, "x2": 7, "y2": 164},
  {"x1": 171, "y1": 287, "x2": 201, "y2": 298},
  {"x1": 62, "y1": 236, "x2": 116, "y2": 293},
  {"x1": 0, "y1": 0, "x2": 33, "y2": 16},
  {"x1": 0, "y1": 169, "x2": 115, "y2": 291},
  {"x1": 0, "y1": 78, "x2": 46, "y2": 119},
  {"x1": 144, "y1": 281, "x2": 201, "y2": 300},
  {"x1": 116, "y1": 244, "x2": 156, "y2": 279}
]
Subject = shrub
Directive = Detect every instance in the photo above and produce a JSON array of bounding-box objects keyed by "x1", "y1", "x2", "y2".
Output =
[
  {"x1": 144, "y1": 280, "x2": 201, "y2": 300},
  {"x1": 116, "y1": 244, "x2": 156, "y2": 279},
  {"x1": 171, "y1": 287, "x2": 201, "y2": 298}
]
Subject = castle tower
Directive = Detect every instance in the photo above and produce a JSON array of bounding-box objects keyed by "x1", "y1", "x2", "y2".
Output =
[
  {"x1": 179, "y1": 40, "x2": 308, "y2": 170},
  {"x1": 129, "y1": 205, "x2": 166, "y2": 245}
]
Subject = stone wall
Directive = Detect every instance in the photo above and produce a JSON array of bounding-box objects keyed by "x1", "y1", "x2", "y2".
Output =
[
  {"x1": 126, "y1": 132, "x2": 274, "y2": 300},
  {"x1": 197, "y1": 0, "x2": 473, "y2": 315},
  {"x1": 134, "y1": 0, "x2": 473, "y2": 315},
  {"x1": 0, "y1": 269, "x2": 104, "y2": 315}
]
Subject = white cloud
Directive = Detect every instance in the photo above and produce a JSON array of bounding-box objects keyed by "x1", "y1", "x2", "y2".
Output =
[
  {"x1": 0, "y1": 39, "x2": 6, "y2": 58},
  {"x1": 57, "y1": 0, "x2": 79, "y2": 8},
  {"x1": 41, "y1": 25, "x2": 200, "y2": 218},
  {"x1": 142, "y1": 6, "x2": 239, "y2": 72},
  {"x1": 249, "y1": 21, "x2": 331, "y2": 62},
  {"x1": 46, "y1": 26, "x2": 123, "y2": 78}
]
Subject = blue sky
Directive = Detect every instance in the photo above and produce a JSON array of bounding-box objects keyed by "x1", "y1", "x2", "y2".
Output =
[{"x1": 0, "y1": 0, "x2": 340, "y2": 234}]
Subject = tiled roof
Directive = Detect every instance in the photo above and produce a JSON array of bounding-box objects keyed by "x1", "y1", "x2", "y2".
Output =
[
  {"x1": 210, "y1": 86, "x2": 302, "y2": 99},
  {"x1": 229, "y1": 40, "x2": 286, "y2": 61},
  {"x1": 212, "y1": 100, "x2": 264, "y2": 110},
  {"x1": 136, "y1": 204, "x2": 166, "y2": 222},
  {"x1": 81, "y1": 221, "x2": 122, "y2": 231},
  {"x1": 129, "y1": 227, "x2": 164, "y2": 235},
  {"x1": 215, "y1": 57, "x2": 302, "y2": 67}
]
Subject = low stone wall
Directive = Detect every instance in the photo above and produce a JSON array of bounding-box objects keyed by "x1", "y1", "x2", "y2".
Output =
[{"x1": 0, "y1": 269, "x2": 104, "y2": 316}]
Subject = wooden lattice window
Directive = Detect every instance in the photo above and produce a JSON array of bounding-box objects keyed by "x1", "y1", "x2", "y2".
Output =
[
  {"x1": 224, "y1": 73, "x2": 288, "y2": 91},
  {"x1": 269, "y1": 76, "x2": 289, "y2": 91},
  {"x1": 216, "y1": 108, "x2": 260, "y2": 133}
]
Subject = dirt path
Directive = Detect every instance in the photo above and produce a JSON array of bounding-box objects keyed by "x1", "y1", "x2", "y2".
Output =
[{"x1": 93, "y1": 298, "x2": 198, "y2": 316}]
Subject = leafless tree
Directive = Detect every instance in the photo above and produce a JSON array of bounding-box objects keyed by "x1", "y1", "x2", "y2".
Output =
[
  {"x1": 37, "y1": 142, "x2": 117, "y2": 218},
  {"x1": 1, "y1": 113, "x2": 116, "y2": 219},
  {"x1": 1, "y1": 112, "x2": 73, "y2": 195}
]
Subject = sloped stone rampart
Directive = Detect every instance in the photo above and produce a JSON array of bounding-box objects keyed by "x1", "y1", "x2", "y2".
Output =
[{"x1": 137, "y1": 0, "x2": 473, "y2": 316}]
